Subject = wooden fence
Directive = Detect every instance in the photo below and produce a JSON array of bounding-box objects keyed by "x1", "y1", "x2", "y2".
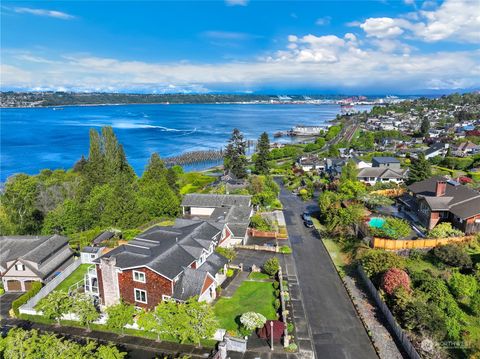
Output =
[
  {"x1": 248, "y1": 228, "x2": 288, "y2": 239},
  {"x1": 357, "y1": 265, "x2": 421, "y2": 359},
  {"x1": 372, "y1": 235, "x2": 475, "y2": 250}
]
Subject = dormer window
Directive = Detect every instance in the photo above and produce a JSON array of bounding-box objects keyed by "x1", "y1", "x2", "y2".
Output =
[
  {"x1": 133, "y1": 270, "x2": 146, "y2": 283},
  {"x1": 15, "y1": 264, "x2": 25, "y2": 271}
]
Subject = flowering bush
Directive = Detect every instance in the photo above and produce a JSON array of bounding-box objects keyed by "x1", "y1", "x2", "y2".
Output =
[
  {"x1": 380, "y1": 268, "x2": 411, "y2": 295},
  {"x1": 240, "y1": 312, "x2": 267, "y2": 331}
]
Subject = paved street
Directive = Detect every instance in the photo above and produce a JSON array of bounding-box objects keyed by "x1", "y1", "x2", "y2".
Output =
[{"x1": 277, "y1": 180, "x2": 378, "y2": 359}]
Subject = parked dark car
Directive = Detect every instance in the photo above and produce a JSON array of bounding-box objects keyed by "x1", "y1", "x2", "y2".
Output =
[
  {"x1": 304, "y1": 218, "x2": 314, "y2": 228},
  {"x1": 302, "y1": 211, "x2": 312, "y2": 221}
]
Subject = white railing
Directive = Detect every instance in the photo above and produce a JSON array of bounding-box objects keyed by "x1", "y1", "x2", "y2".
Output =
[{"x1": 19, "y1": 259, "x2": 82, "y2": 312}]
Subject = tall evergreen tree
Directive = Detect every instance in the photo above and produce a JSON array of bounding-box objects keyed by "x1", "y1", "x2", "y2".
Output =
[
  {"x1": 254, "y1": 132, "x2": 270, "y2": 175},
  {"x1": 408, "y1": 153, "x2": 432, "y2": 184},
  {"x1": 138, "y1": 153, "x2": 180, "y2": 218},
  {"x1": 420, "y1": 117, "x2": 430, "y2": 137},
  {"x1": 84, "y1": 129, "x2": 105, "y2": 186},
  {"x1": 224, "y1": 128, "x2": 248, "y2": 179},
  {"x1": 141, "y1": 153, "x2": 167, "y2": 182}
]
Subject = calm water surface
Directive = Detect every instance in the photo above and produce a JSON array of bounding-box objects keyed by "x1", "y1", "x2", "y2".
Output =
[{"x1": 0, "y1": 103, "x2": 371, "y2": 181}]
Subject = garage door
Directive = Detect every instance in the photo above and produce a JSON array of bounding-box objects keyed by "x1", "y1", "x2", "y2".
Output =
[
  {"x1": 24, "y1": 280, "x2": 37, "y2": 291},
  {"x1": 7, "y1": 280, "x2": 22, "y2": 291}
]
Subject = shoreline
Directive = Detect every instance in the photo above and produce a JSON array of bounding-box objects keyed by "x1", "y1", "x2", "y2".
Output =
[{"x1": 0, "y1": 101, "x2": 380, "y2": 110}]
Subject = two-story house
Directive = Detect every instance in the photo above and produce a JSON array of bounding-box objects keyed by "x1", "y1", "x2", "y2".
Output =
[
  {"x1": 0, "y1": 235, "x2": 74, "y2": 292},
  {"x1": 89, "y1": 221, "x2": 229, "y2": 309}
]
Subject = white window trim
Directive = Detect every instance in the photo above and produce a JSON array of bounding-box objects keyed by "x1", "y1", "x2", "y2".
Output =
[
  {"x1": 162, "y1": 295, "x2": 171, "y2": 301},
  {"x1": 15, "y1": 264, "x2": 25, "y2": 271},
  {"x1": 134, "y1": 288, "x2": 148, "y2": 304},
  {"x1": 133, "y1": 270, "x2": 146, "y2": 283}
]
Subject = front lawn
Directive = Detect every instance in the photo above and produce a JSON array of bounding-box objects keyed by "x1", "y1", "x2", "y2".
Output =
[
  {"x1": 248, "y1": 272, "x2": 270, "y2": 280},
  {"x1": 214, "y1": 280, "x2": 277, "y2": 331},
  {"x1": 54, "y1": 264, "x2": 91, "y2": 293}
]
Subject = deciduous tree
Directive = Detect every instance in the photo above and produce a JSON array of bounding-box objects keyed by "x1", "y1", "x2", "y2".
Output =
[
  {"x1": 105, "y1": 302, "x2": 135, "y2": 335},
  {"x1": 71, "y1": 293, "x2": 100, "y2": 331},
  {"x1": 37, "y1": 291, "x2": 73, "y2": 325}
]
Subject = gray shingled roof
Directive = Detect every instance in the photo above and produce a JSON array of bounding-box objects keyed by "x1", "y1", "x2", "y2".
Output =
[
  {"x1": 357, "y1": 167, "x2": 407, "y2": 179},
  {"x1": 93, "y1": 231, "x2": 115, "y2": 246},
  {"x1": 181, "y1": 194, "x2": 251, "y2": 208},
  {"x1": 99, "y1": 221, "x2": 221, "y2": 279},
  {"x1": 409, "y1": 176, "x2": 480, "y2": 219},
  {"x1": 181, "y1": 194, "x2": 252, "y2": 239},
  {"x1": 450, "y1": 196, "x2": 480, "y2": 218},
  {"x1": 425, "y1": 143, "x2": 446, "y2": 156},
  {"x1": 173, "y1": 267, "x2": 208, "y2": 301},
  {"x1": 0, "y1": 235, "x2": 72, "y2": 276},
  {"x1": 198, "y1": 252, "x2": 228, "y2": 276}
]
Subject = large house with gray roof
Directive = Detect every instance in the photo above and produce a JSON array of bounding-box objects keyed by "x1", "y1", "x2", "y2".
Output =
[
  {"x1": 0, "y1": 235, "x2": 74, "y2": 292},
  {"x1": 357, "y1": 157, "x2": 408, "y2": 185},
  {"x1": 89, "y1": 220, "x2": 229, "y2": 309},
  {"x1": 406, "y1": 176, "x2": 480, "y2": 234},
  {"x1": 181, "y1": 194, "x2": 253, "y2": 246}
]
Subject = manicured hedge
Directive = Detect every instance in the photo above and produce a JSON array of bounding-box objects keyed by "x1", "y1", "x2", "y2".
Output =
[{"x1": 12, "y1": 281, "x2": 43, "y2": 316}]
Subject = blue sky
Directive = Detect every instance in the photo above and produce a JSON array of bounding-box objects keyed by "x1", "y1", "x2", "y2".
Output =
[{"x1": 1, "y1": 0, "x2": 479, "y2": 94}]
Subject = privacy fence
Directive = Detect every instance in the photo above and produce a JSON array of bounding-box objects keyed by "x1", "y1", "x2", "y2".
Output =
[
  {"x1": 372, "y1": 235, "x2": 475, "y2": 250},
  {"x1": 357, "y1": 265, "x2": 421, "y2": 359},
  {"x1": 19, "y1": 259, "x2": 82, "y2": 313}
]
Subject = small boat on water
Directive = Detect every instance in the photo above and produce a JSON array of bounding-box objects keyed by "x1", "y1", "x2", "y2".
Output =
[{"x1": 52, "y1": 107, "x2": 64, "y2": 111}]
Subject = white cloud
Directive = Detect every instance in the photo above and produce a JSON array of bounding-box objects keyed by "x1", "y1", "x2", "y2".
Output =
[
  {"x1": 415, "y1": 0, "x2": 480, "y2": 42},
  {"x1": 1, "y1": 45, "x2": 478, "y2": 92},
  {"x1": 360, "y1": 17, "x2": 406, "y2": 38},
  {"x1": 315, "y1": 16, "x2": 331, "y2": 26},
  {"x1": 225, "y1": 0, "x2": 248, "y2": 6},
  {"x1": 14, "y1": 7, "x2": 74, "y2": 20},
  {"x1": 359, "y1": 0, "x2": 480, "y2": 43}
]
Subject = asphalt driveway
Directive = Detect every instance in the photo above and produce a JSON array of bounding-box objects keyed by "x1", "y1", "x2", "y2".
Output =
[
  {"x1": 277, "y1": 179, "x2": 377, "y2": 359},
  {"x1": 232, "y1": 249, "x2": 284, "y2": 271},
  {"x1": 0, "y1": 293, "x2": 22, "y2": 319}
]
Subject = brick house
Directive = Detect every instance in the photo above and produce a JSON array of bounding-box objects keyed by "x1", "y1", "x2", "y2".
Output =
[
  {"x1": 0, "y1": 235, "x2": 74, "y2": 292},
  {"x1": 407, "y1": 176, "x2": 480, "y2": 234},
  {"x1": 88, "y1": 221, "x2": 229, "y2": 309}
]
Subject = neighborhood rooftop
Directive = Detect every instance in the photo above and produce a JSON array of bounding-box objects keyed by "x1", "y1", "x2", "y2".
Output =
[{"x1": 98, "y1": 221, "x2": 222, "y2": 280}]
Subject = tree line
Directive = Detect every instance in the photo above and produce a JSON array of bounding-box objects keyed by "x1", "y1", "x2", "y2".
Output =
[{"x1": 0, "y1": 126, "x2": 180, "y2": 236}]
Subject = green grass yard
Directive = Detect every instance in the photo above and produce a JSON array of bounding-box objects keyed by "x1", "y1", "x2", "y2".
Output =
[
  {"x1": 54, "y1": 264, "x2": 91, "y2": 293},
  {"x1": 248, "y1": 272, "x2": 270, "y2": 280},
  {"x1": 214, "y1": 280, "x2": 277, "y2": 331}
]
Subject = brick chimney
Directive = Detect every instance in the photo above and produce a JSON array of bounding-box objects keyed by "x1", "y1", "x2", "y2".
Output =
[{"x1": 435, "y1": 180, "x2": 447, "y2": 197}]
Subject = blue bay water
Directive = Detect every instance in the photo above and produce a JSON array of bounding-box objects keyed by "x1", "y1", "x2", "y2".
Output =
[{"x1": 0, "y1": 103, "x2": 370, "y2": 182}]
